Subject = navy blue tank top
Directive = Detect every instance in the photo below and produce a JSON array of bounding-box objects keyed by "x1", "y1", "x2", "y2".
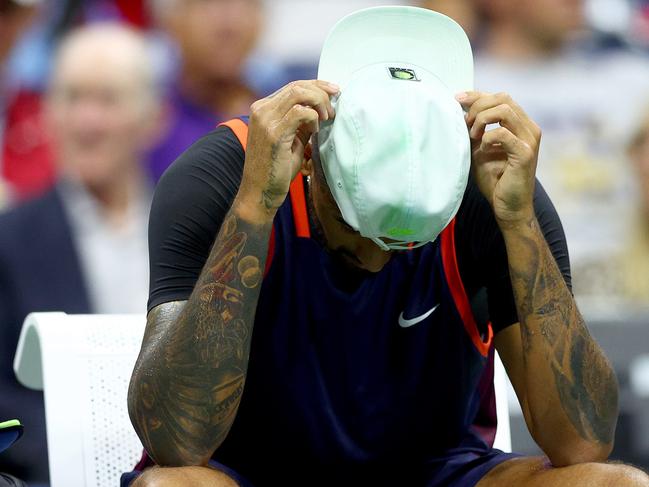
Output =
[{"x1": 213, "y1": 119, "x2": 495, "y2": 485}]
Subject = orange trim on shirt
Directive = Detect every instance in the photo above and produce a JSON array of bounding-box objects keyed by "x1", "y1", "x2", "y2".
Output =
[
  {"x1": 289, "y1": 174, "x2": 311, "y2": 238},
  {"x1": 219, "y1": 118, "x2": 248, "y2": 150},
  {"x1": 440, "y1": 219, "x2": 493, "y2": 357},
  {"x1": 220, "y1": 118, "x2": 310, "y2": 238}
]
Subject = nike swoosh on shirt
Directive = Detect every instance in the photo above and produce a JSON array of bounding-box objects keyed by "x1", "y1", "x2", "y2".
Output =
[{"x1": 398, "y1": 304, "x2": 440, "y2": 328}]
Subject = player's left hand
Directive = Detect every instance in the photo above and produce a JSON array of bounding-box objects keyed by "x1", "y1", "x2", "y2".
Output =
[{"x1": 456, "y1": 91, "x2": 541, "y2": 227}]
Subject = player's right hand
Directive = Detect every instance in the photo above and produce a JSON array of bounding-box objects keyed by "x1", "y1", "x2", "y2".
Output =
[{"x1": 238, "y1": 80, "x2": 339, "y2": 223}]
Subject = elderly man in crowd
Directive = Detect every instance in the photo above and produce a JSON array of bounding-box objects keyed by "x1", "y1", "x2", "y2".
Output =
[{"x1": 0, "y1": 23, "x2": 160, "y2": 484}]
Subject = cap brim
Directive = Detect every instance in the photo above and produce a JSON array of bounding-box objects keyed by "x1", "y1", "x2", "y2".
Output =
[{"x1": 318, "y1": 6, "x2": 473, "y2": 94}]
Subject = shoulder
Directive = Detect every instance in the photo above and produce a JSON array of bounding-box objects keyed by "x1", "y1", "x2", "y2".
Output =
[
  {"x1": 153, "y1": 123, "x2": 245, "y2": 205},
  {"x1": 452, "y1": 176, "x2": 567, "y2": 272},
  {"x1": 455, "y1": 177, "x2": 563, "y2": 239},
  {"x1": 157, "y1": 124, "x2": 246, "y2": 185},
  {"x1": 152, "y1": 122, "x2": 246, "y2": 205},
  {"x1": 454, "y1": 177, "x2": 570, "y2": 285},
  {"x1": 150, "y1": 121, "x2": 248, "y2": 229}
]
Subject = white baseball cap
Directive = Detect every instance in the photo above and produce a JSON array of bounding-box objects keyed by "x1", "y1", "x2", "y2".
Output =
[{"x1": 317, "y1": 6, "x2": 473, "y2": 250}]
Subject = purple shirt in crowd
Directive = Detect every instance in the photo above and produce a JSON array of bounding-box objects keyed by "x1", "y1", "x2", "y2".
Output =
[{"x1": 146, "y1": 88, "x2": 225, "y2": 182}]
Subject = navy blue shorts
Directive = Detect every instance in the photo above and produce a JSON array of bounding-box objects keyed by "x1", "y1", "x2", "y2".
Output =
[
  {"x1": 423, "y1": 446, "x2": 521, "y2": 486},
  {"x1": 121, "y1": 448, "x2": 520, "y2": 487}
]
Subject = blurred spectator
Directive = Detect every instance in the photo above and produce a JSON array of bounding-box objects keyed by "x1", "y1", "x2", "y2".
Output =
[
  {"x1": 586, "y1": 0, "x2": 649, "y2": 51},
  {"x1": 621, "y1": 110, "x2": 649, "y2": 303},
  {"x1": 476, "y1": 0, "x2": 586, "y2": 58},
  {"x1": 0, "y1": 23, "x2": 159, "y2": 483},
  {"x1": 1, "y1": 0, "x2": 152, "y2": 205},
  {"x1": 467, "y1": 0, "x2": 649, "y2": 308},
  {"x1": 85, "y1": 0, "x2": 150, "y2": 27},
  {"x1": 630, "y1": 111, "x2": 649, "y2": 221},
  {"x1": 419, "y1": 0, "x2": 480, "y2": 41},
  {"x1": 146, "y1": 0, "x2": 288, "y2": 181},
  {"x1": 0, "y1": 0, "x2": 42, "y2": 207},
  {"x1": 0, "y1": 1, "x2": 37, "y2": 61}
]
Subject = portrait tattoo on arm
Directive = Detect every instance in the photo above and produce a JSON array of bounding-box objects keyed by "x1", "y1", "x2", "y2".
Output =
[
  {"x1": 128, "y1": 211, "x2": 270, "y2": 466},
  {"x1": 508, "y1": 219, "x2": 618, "y2": 446}
]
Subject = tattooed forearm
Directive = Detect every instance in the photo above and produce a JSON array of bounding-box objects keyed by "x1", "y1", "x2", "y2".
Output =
[
  {"x1": 260, "y1": 143, "x2": 283, "y2": 210},
  {"x1": 506, "y1": 218, "x2": 618, "y2": 448},
  {"x1": 260, "y1": 139, "x2": 293, "y2": 211},
  {"x1": 128, "y1": 208, "x2": 272, "y2": 466}
]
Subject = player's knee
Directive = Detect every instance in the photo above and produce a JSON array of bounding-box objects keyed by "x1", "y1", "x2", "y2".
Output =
[
  {"x1": 130, "y1": 467, "x2": 166, "y2": 487},
  {"x1": 612, "y1": 464, "x2": 649, "y2": 487},
  {"x1": 582, "y1": 462, "x2": 649, "y2": 487},
  {"x1": 131, "y1": 467, "x2": 179, "y2": 487},
  {"x1": 131, "y1": 465, "x2": 239, "y2": 487}
]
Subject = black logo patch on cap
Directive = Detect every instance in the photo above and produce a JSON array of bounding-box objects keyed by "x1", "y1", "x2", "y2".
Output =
[{"x1": 388, "y1": 67, "x2": 420, "y2": 81}]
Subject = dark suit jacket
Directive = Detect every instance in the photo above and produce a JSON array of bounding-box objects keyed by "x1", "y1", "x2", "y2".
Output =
[{"x1": 0, "y1": 185, "x2": 91, "y2": 483}]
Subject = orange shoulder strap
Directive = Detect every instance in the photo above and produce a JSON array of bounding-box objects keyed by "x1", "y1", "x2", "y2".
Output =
[
  {"x1": 219, "y1": 118, "x2": 248, "y2": 150},
  {"x1": 289, "y1": 174, "x2": 311, "y2": 238},
  {"x1": 219, "y1": 119, "x2": 311, "y2": 239},
  {"x1": 440, "y1": 219, "x2": 493, "y2": 357}
]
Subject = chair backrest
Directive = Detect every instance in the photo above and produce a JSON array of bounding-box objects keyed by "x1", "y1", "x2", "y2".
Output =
[
  {"x1": 13, "y1": 312, "x2": 513, "y2": 487},
  {"x1": 493, "y1": 351, "x2": 512, "y2": 452},
  {"x1": 13, "y1": 312, "x2": 146, "y2": 487}
]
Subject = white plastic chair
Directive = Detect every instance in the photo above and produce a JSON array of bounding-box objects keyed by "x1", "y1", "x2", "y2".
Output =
[
  {"x1": 13, "y1": 312, "x2": 512, "y2": 487},
  {"x1": 493, "y1": 351, "x2": 512, "y2": 452},
  {"x1": 13, "y1": 312, "x2": 146, "y2": 487}
]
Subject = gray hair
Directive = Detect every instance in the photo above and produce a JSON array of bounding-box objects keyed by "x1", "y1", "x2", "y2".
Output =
[{"x1": 53, "y1": 22, "x2": 161, "y2": 107}]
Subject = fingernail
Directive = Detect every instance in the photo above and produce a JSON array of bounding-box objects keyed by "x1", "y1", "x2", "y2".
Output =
[
  {"x1": 328, "y1": 82, "x2": 340, "y2": 92},
  {"x1": 455, "y1": 92, "x2": 468, "y2": 102}
]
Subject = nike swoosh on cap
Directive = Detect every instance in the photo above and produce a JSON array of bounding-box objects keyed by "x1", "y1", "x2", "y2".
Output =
[{"x1": 398, "y1": 303, "x2": 440, "y2": 328}]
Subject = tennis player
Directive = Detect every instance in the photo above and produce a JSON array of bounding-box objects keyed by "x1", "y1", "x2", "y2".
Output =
[{"x1": 124, "y1": 7, "x2": 648, "y2": 487}]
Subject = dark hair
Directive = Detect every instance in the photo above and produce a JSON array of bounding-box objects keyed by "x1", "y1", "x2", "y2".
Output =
[{"x1": 310, "y1": 135, "x2": 327, "y2": 184}]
